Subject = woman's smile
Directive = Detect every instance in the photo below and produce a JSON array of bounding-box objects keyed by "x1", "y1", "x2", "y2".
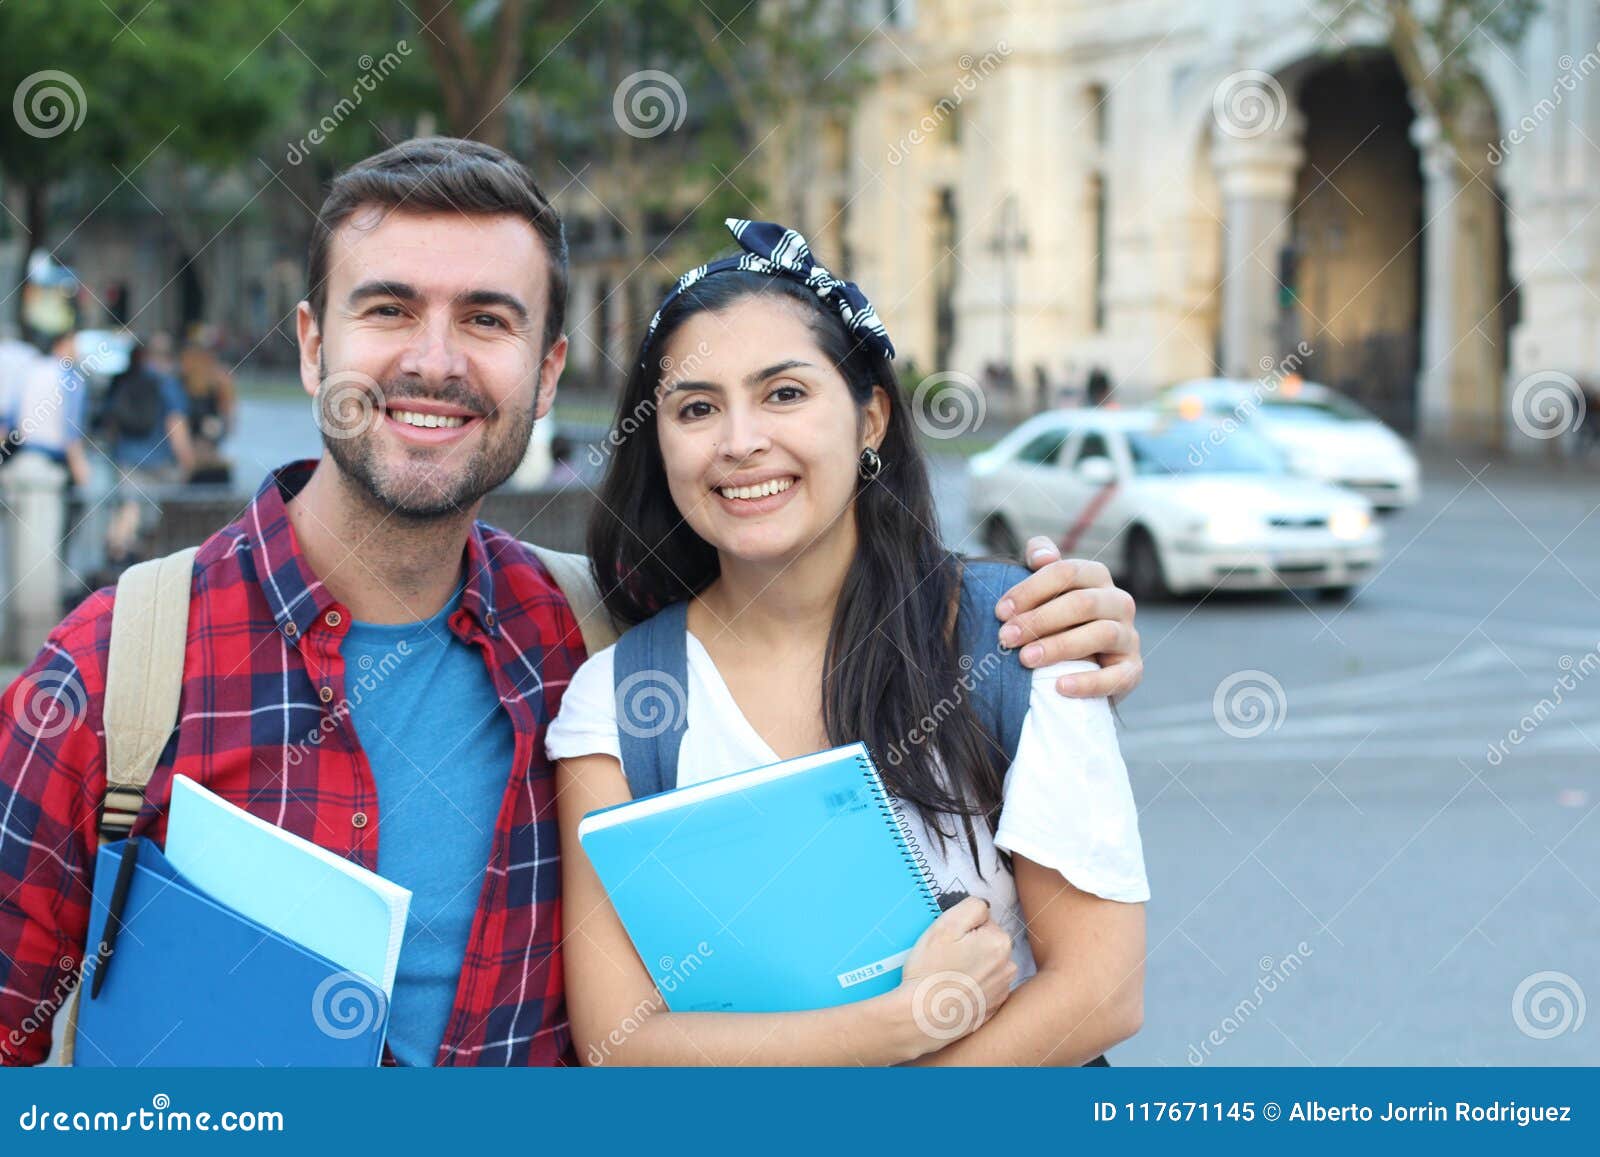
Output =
[{"x1": 710, "y1": 473, "x2": 801, "y2": 516}]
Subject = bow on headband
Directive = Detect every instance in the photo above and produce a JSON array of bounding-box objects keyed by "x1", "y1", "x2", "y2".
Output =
[{"x1": 643, "y1": 219, "x2": 896, "y2": 364}]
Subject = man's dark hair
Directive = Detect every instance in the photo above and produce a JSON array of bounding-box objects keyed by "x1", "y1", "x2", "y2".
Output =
[{"x1": 305, "y1": 137, "x2": 568, "y2": 351}]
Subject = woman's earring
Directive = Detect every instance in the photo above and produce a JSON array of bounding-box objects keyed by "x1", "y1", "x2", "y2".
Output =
[{"x1": 858, "y1": 446, "x2": 884, "y2": 480}]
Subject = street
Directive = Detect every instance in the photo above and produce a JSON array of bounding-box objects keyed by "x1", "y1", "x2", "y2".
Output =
[{"x1": 938, "y1": 449, "x2": 1600, "y2": 1065}]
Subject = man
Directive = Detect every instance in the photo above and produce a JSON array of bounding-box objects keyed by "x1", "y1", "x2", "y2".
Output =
[
  {"x1": 1, "y1": 328, "x2": 94, "y2": 661},
  {"x1": 0, "y1": 138, "x2": 1144, "y2": 1067},
  {"x1": 0, "y1": 337, "x2": 42, "y2": 462},
  {"x1": 101, "y1": 341, "x2": 196, "y2": 565},
  {"x1": 5, "y1": 327, "x2": 93, "y2": 492}
]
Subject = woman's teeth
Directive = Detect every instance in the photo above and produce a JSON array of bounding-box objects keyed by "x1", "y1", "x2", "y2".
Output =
[
  {"x1": 718, "y1": 477, "x2": 795, "y2": 500},
  {"x1": 390, "y1": 408, "x2": 467, "y2": 429}
]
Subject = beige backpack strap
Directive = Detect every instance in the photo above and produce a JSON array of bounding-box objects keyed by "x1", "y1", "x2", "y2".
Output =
[
  {"x1": 525, "y1": 543, "x2": 618, "y2": 655},
  {"x1": 57, "y1": 547, "x2": 197, "y2": 1066},
  {"x1": 99, "y1": 546, "x2": 199, "y2": 840}
]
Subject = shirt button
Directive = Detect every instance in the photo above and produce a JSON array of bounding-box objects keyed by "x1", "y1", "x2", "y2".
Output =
[
  {"x1": 484, "y1": 611, "x2": 497, "y2": 628},
  {"x1": 284, "y1": 621, "x2": 298, "y2": 638},
  {"x1": 325, "y1": 610, "x2": 343, "y2": 628},
  {"x1": 319, "y1": 685, "x2": 335, "y2": 703},
  {"x1": 351, "y1": 811, "x2": 368, "y2": 829}
]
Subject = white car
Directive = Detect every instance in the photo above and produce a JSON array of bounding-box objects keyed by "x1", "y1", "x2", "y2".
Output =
[
  {"x1": 1162, "y1": 378, "x2": 1420, "y2": 510},
  {"x1": 969, "y1": 410, "x2": 1383, "y2": 599}
]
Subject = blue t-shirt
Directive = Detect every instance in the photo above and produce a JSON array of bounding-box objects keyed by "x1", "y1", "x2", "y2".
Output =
[{"x1": 341, "y1": 583, "x2": 517, "y2": 1066}]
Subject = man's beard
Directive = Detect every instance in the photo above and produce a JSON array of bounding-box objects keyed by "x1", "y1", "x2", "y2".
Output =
[{"x1": 316, "y1": 363, "x2": 537, "y2": 519}]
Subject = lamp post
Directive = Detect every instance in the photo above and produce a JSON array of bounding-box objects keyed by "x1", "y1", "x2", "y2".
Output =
[{"x1": 989, "y1": 193, "x2": 1029, "y2": 404}]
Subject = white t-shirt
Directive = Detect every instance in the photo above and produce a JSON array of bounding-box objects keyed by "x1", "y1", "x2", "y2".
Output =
[
  {"x1": 546, "y1": 634, "x2": 1150, "y2": 985},
  {"x1": 7, "y1": 349, "x2": 86, "y2": 455}
]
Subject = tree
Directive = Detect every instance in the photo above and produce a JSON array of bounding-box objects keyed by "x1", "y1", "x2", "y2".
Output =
[
  {"x1": 1340, "y1": 0, "x2": 1540, "y2": 169},
  {"x1": 503, "y1": 0, "x2": 867, "y2": 375},
  {"x1": 413, "y1": 0, "x2": 527, "y2": 148},
  {"x1": 675, "y1": 0, "x2": 866, "y2": 234},
  {"x1": 0, "y1": 0, "x2": 291, "y2": 320}
]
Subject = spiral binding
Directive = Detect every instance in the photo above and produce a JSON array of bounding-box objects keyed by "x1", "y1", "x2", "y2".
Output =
[{"x1": 856, "y1": 747, "x2": 942, "y2": 917}]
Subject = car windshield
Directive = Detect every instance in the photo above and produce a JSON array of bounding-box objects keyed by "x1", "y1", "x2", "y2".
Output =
[
  {"x1": 1259, "y1": 393, "x2": 1375, "y2": 423},
  {"x1": 1127, "y1": 421, "x2": 1287, "y2": 476}
]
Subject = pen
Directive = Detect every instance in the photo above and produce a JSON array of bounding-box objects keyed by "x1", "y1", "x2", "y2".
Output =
[{"x1": 89, "y1": 836, "x2": 141, "y2": 999}]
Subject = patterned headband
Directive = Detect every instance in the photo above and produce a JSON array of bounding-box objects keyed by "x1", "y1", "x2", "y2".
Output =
[{"x1": 642, "y1": 218, "x2": 895, "y2": 366}]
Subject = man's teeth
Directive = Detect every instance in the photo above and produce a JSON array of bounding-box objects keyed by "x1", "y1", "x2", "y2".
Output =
[
  {"x1": 390, "y1": 408, "x2": 467, "y2": 429},
  {"x1": 718, "y1": 477, "x2": 796, "y2": 500}
]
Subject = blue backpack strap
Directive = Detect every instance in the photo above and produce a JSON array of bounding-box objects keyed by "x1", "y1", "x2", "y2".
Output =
[
  {"x1": 611, "y1": 601, "x2": 691, "y2": 800},
  {"x1": 955, "y1": 560, "x2": 1033, "y2": 761}
]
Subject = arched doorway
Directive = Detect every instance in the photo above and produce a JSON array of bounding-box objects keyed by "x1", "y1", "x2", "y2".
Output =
[
  {"x1": 1287, "y1": 53, "x2": 1423, "y2": 432},
  {"x1": 1208, "y1": 49, "x2": 1513, "y2": 440}
]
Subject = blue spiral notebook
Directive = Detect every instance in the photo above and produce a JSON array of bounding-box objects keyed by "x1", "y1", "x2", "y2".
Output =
[{"x1": 577, "y1": 742, "x2": 943, "y2": 1012}]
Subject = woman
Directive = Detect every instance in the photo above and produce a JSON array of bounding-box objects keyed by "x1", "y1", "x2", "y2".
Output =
[
  {"x1": 179, "y1": 324, "x2": 236, "y2": 484},
  {"x1": 547, "y1": 221, "x2": 1148, "y2": 1065}
]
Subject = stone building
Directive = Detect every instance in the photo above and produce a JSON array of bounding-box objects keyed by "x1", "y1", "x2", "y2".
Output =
[{"x1": 822, "y1": 0, "x2": 1598, "y2": 447}]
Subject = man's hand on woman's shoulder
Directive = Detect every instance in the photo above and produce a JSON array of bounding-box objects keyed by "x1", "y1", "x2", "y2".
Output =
[{"x1": 994, "y1": 536, "x2": 1142, "y2": 703}]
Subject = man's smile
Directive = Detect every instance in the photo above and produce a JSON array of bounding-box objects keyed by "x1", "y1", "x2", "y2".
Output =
[{"x1": 380, "y1": 396, "x2": 486, "y2": 445}]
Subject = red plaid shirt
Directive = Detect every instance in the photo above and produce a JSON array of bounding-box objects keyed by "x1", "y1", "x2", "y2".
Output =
[{"x1": 0, "y1": 459, "x2": 585, "y2": 1066}]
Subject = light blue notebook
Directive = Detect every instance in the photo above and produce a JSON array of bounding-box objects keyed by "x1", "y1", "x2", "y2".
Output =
[
  {"x1": 163, "y1": 775, "x2": 410, "y2": 997},
  {"x1": 577, "y1": 742, "x2": 943, "y2": 1012}
]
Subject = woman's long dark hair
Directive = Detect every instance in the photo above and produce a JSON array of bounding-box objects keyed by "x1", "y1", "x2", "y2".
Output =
[{"x1": 587, "y1": 272, "x2": 1009, "y2": 871}]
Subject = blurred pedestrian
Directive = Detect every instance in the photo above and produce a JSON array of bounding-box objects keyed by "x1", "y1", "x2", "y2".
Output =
[
  {"x1": 146, "y1": 330, "x2": 179, "y2": 376},
  {"x1": 547, "y1": 433, "x2": 579, "y2": 487},
  {"x1": 101, "y1": 341, "x2": 195, "y2": 565},
  {"x1": 0, "y1": 337, "x2": 43, "y2": 465},
  {"x1": 179, "y1": 322, "x2": 236, "y2": 483},
  {"x1": 0, "y1": 329, "x2": 93, "y2": 651},
  {"x1": 7, "y1": 328, "x2": 92, "y2": 490},
  {"x1": 1575, "y1": 377, "x2": 1600, "y2": 457},
  {"x1": 1085, "y1": 365, "x2": 1118, "y2": 409}
]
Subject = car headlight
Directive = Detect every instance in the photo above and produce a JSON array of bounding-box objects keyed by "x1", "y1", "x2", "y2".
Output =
[
  {"x1": 1206, "y1": 511, "x2": 1263, "y2": 544},
  {"x1": 1329, "y1": 508, "x2": 1371, "y2": 540}
]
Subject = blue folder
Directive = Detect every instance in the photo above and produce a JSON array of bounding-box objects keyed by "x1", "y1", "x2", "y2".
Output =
[
  {"x1": 577, "y1": 742, "x2": 943, "y2": 1012},
  {"x1": 74, "y1": 840, "x2": 389, "y2": 1067}
]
